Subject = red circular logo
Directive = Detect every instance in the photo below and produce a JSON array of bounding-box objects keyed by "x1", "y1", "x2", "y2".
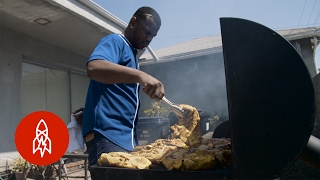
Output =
[{"x1": 15, "y1": 111, "x2": 69, "y2": 166}]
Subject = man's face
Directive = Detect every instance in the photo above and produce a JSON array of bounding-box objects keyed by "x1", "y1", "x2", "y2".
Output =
[{"x1": 130, "y1": 15, "x2": 160, "y2": 49}]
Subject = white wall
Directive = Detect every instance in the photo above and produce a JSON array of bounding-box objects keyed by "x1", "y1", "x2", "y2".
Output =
[
  {"x1": 0, "y1": 25, "x2": 88, "y2": 156},
  {"x1": 291, "y1": 38, "x2": 318, "y2": 78}
]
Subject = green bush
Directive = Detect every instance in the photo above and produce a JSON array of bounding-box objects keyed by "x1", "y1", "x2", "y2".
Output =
[{"x1": 143, "y1": 102, "x2": 170, "y2": 117}]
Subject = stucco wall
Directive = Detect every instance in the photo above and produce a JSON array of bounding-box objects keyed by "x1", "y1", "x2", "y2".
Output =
[
  {"x1": 0, "y1": 26, "x2": 22, "y2": 155},
  {"x1": 290, "y1": 38, "x2": 317, "y2": 78},
  {"x1": 312, "y1": 73, "x2": 320, "y2": 138},
  {"x1": 0, "y1": 25, "x2": 87, "y2": 155}
]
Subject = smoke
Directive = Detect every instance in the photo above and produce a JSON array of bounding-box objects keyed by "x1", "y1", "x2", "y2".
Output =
[{"x1": 140, "y1": 52, "x2": 229, "y2": 118}]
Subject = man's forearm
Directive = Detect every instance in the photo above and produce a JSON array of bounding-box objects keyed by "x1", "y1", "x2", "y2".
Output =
[{"x1": 87, "y1": 60, "x2": 144, "y2": 84}]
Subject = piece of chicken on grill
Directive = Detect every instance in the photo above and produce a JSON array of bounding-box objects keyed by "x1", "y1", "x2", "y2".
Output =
[
  {"x1": 161, "y1": 138, "x2": 232, "y2": 171},
  {"x1": 98, "y1": 152, "x2": 152, "y2": 169},
  {"x1": 170, "y1": 104, "x2": 202, "y2": 146}
]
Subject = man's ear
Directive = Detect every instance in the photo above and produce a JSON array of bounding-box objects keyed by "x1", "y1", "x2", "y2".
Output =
[{"x1": 130, "y1": 16, "x2": 138, "y2": 28}]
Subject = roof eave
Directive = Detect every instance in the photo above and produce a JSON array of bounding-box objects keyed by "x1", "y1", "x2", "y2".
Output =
[
  {"x1": 283, "y1": 30, "x2": 320, "y2": 41},
  {"x1": 140, "y1": 47, "x2": 223, "y2": 66}
]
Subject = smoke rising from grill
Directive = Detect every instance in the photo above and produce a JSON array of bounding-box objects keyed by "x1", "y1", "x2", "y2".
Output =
[{"x1": 140, "y1": 52, "x2": 229, "y2": 118}]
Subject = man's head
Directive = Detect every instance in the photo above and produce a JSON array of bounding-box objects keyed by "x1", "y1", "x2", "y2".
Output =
[{"x1": 125, "y1": 6, "x2": 161, "y2": 50}]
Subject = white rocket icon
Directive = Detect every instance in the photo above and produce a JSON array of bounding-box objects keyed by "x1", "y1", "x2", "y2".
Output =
[{"x1": 33, "y1": 119, "x2": 52, "y2": 158}]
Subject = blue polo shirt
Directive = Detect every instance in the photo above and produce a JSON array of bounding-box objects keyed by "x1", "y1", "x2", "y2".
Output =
[{"x1": 82, "y1": 34, "x2": 140, "y2": 151}]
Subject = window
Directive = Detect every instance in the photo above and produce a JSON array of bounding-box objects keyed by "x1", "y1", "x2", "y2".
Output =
[
  {"x1": 70, "y1": 73, "x2": 90, "y2": 113},
  {"x1": 22, "y1": 62, "x2": 89, "y2": 124}
]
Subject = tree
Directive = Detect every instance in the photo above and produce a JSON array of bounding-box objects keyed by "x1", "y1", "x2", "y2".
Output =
[{"x1": 143, "y1": 102, "x2": 170, "y2": 117}]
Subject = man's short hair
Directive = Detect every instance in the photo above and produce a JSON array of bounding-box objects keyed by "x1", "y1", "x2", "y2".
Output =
[{"x1": 134, "y1": 6, "x2": 161, "y2": 27}]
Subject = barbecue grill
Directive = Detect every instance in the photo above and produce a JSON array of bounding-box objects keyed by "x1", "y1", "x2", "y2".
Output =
[{"x1": 89, "y1": 18, "x2": 320, "y2": 180}]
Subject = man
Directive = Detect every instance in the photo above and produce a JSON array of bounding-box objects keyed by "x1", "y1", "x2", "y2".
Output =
[{"x1": 82, "y1": 6, "x2": 164, "y2": 167}]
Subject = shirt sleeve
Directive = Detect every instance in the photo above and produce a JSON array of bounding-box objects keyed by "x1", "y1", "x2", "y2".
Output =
[{"x1": 88, "y1": 35, "x2": 121, "y2": 65}]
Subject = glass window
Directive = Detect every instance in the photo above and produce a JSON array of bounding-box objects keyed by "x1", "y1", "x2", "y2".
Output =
[
  {"x1": 70, "y1": 73, "x2": 90, "y2": 112},
  {"x1": 22, "y1": 63, "x2": 47, "y2": 116},
  {"x1": 45, "y1": 68, "x2": 70, "y2": 123},
  {"x1": 22, "y1": 62, "x2": 89, "y2": 124}
]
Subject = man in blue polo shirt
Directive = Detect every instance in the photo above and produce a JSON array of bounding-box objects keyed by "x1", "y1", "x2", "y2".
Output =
[{"x1": 82, "y1": 6, "x2": 164, "y2": 167}]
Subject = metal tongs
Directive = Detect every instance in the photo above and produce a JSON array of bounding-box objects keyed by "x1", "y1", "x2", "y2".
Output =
[{"x1": 162, "y1": 96, "x2": 185, "y2": 118}]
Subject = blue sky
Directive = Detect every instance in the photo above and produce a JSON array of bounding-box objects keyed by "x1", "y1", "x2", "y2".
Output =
[{"x1": 92, "y1": 0, "x2": 320, "y2": 69}]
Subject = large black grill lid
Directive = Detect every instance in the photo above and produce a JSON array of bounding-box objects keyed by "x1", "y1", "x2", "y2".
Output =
[{"x1": 220, "y1": 17, "x2": 316, "y2": 179}]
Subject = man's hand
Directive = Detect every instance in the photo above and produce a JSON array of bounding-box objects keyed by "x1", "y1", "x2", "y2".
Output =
[
  {"x1": 139, "y1": 74, "x2": 165, "y2": 101},
  {"x1": 72, "y1": 107, "x2": 84, "y2": 125}
]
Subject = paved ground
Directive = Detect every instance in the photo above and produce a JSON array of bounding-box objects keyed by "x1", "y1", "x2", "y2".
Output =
[
  {"x1": 24, "y1": 169, "x2": 91, "y2": 180},
  {"x1": 60, "y1": 169, "x2": 91, "y2": 180}
]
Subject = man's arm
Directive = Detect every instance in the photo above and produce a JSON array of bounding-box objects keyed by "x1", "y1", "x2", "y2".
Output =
[
  {"x1": 87, "y1": 60, "x2": 144, "y2": 84},
  {"x1": 87, "y1": 60, "x2": 165, "y2": 100}
]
